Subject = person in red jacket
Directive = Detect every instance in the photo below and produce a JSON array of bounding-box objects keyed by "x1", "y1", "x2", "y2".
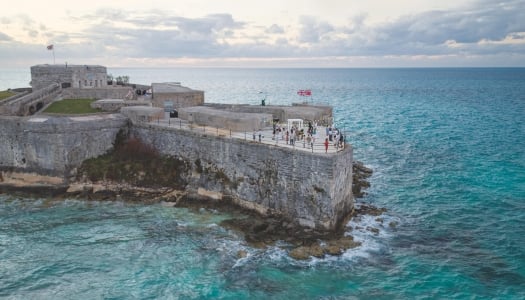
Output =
[{"x1": 324, "y1": 138, "x2": 329, "y2": 153}]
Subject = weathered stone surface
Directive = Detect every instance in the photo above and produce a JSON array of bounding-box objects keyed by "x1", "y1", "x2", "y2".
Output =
[
  {"x1": 0, "y1": 114, "x2": 354, "y2": 232},
  {"x1": 0, "y1": 115, "x2": 128, "y2": 178},
  {"x1": 353, "y1": 160, "x2": 373, "y2": 198},
  {"x1": 31, "y1": 64, "x2": 108, "y2": 90},
  {"x1": 353, "y1": 203, "x2": 387, "y2": 216},
  {"x1": 131, "y1": 123, "x2": 354, "y2": 231},
  {"x1": 288, "y1": 237, "x2": 362, "y2": 260}
]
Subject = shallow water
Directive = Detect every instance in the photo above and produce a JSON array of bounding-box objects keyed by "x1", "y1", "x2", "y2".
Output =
[{"x1": 1, "y1": 68, "x2": 524, "y2": 298}]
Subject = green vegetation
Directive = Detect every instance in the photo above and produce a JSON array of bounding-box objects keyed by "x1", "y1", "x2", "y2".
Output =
[
  {"x1": 43, "y1": 98, "x2": 101, "y2": 114},
  {"x1": 77, "y1": 133, "x2": 190, "y2": 189},
  {"x1": 107, "y1": 74, "x2": 130, "y2": 85},
  {"x1": 0, "y1": 90, "x2": 16, "y2": 100}
]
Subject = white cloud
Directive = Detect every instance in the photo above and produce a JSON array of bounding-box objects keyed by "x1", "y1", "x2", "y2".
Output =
[{"x1": 1, "y1": 0, "x2": 524, "y2": 67}]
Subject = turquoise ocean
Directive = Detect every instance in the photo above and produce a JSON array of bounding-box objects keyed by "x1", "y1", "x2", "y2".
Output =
[{"x1": 1, "y1": 68, "x2": 524, "y2": 299}]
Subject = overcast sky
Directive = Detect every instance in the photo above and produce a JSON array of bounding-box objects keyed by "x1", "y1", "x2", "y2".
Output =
[{"x1": 1, "y1": 0, "x2": 524, "y2": 68}]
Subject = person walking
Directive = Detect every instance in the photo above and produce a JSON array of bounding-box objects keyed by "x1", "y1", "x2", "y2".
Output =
[{"x1": 324, "y1": 138, "x2": 329, "y2": 153}]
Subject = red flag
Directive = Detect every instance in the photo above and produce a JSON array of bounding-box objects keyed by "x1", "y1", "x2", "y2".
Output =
[
  {"x1": 297, "y1": 89, "x2": 311, "y2": 96},
  {"x1": 47, "y1": 44, "x2": 53, "y2": 50}
]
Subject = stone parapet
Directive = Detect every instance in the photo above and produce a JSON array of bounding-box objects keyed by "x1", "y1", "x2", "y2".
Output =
[
  {"x1": 61, "y1": 87, "x2": 132, "y2": 100},
  {"x1": 0, "y1": 114, "x2": 128, "y2": 178},
  {"x1": 0, "y1": 113, "x2": 353, "y2": 231},
  {"x1": 131, "y1": 123, "x2": 353, "y2": 230}
]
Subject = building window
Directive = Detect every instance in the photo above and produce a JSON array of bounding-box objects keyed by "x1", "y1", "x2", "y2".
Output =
[
  {"x1": 90, "y1": 81, "x2": 93, "y2": 86},
  {"x1": 164, "y1": 100, "x2": 174, "y2": 112},
  {"x1": 79, "y1": 81, "x2": 81, "y2": 87},
  {"x1": 85, "y1": 80, "x2": 87, "y2": 86}
]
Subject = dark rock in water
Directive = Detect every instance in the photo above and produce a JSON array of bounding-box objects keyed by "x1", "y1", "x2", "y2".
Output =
[
  {"x1": 353, "y1": 203, "x2": 387, "y2": 216},
  {"x1": 366, "y1": 227, "x2": 380, "y2": 235},
  {"x1": 0, "y1": 184, "x2": 69, "y2": 198},
  {"x1": 288, "y1": 236, "x2": 362, "y2": 260},
  {"x1": 289, "y1": 244, "x2": 324, "y2": 260},
  {"x1": 237, "y1": 250, "x2": 247, "y2": 258},
  {"x1": 352, "y1": 161, "x2": 373, "y2": 198}
]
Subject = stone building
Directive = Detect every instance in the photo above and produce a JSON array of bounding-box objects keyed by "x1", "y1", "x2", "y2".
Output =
[
  {"x1": 30, "y1": 64, "x2": 108, "y2": 90},
  {"x1": 178, "y1": 106, "x2": 272, "y2": 131},
  {"x1": 151, "y1": 82, "x2": 204, "y2": 111}
]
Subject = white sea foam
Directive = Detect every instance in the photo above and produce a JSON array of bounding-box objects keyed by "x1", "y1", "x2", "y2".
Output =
[
  {"x1": 275, "y1": 210, "x2": 402, "y2": 265},
  {"x1": 342, "y1": 211, "x2": 401, "y2": 260}
]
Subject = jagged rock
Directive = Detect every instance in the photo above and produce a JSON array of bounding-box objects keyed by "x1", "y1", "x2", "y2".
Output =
[
  {"x1": 389, "y1": 221, "x2": 398, "y2": 229},
  {"x1": 352, "y1": 160, "x2": 373, "y2": 198},
  {"x1": 331, "y1": 236, "x2": 361, "y2": 250},
  {"x1": 237, "y1": 250, "x2": 247, "y2": 258},
  {"x1": 354, "y1": 203, "x2": 387, "y2": 216},
  {"x1": 289, "y1": 236, "x2": 362, "y2": 260},
  {"x1": 289, "y1": 243, "x2": 325, "y2": 260},
  {"x1": 366, "y1": 227, "x2": 379, "y2": 234}
]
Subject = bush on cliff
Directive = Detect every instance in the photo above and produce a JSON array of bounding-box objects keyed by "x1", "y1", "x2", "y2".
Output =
[{"x1": 77, "y1": 136, "x2": 189, "y2": 189}]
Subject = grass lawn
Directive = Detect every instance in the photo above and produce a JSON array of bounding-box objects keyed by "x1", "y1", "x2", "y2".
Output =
[
  {"x1": 0, "y1": 90, "x2": 16, "y2": 100},
  {"x1": 43, "y1": 98, "x2": 102, "y2": 114}
]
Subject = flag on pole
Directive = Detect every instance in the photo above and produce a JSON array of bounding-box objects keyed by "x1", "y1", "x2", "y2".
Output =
[
  {"x1": 47, "y1": 44, "x2": 54, "y2": 50},
  {"x1": 297, "y1": 89, "x2": 312, "y2": 96}
]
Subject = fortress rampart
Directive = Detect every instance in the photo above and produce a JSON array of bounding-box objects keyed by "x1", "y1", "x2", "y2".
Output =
[
  {"x1": 0, "y1": 115, "x2": 128, "y2": 178},
  {"x1": 0, "y1": 114, "x2": 353, "y2": 231},
  {"x1": 132, "y1": 122, "x2": 353, "y2": 230}
]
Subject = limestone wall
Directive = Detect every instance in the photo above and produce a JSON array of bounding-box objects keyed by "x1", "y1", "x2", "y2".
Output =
[
  {"x1": 0, "y1": 84, "x2": 60, "y2": 116},
  {"x1": 204, "y1": 103, "x2": 332, "y2": 123},
  {"x1": 178, "y1": 106, "x2": 272, "y2": 131},
  {"x1": 152, "y1": 91, "x2": 204, "y2": 109},
  {"x1": 61, "y1": 87, "x2": 132, "y2": 100},
  {"x1": 0, "y1": 114, "x2": 353, "y2": 230},
  {"x1": 0, "y1": 114, "x2": 128, "y2": 178},
  {"x1": 31, "y1": 65, "x2": 107, "y2": 90},
  {"x1": 131, "y1": 123, "x2": 353, "y2": 230}
]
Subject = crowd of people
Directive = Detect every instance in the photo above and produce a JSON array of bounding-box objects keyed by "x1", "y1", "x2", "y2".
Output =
[{"x1": 253, "y1": 120, "x2": 346, "y2": 153}]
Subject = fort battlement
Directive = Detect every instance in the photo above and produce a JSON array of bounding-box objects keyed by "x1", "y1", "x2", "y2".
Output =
[
  {"x1": 0, "y1": 64, "x2": 353, "y2": 231},
  {"x1": 0, "y1": 113, "x2": 353, "y2": 231}
]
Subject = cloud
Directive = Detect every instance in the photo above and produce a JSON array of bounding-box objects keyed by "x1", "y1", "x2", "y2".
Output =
[
  {"x1": 173, "y1": 14, "x2": 244, "y2": 34},
  {"x1": 361, "y1": 0, "x2": 525, "y2": 55},
  {"x1": 1, "y1": 0, "x2": 525, "y2": 67},
  {"x1": 298, "y1": 16, "x2": 334, "y2": 43},
  {"x1": 0, "y1": 32, "x2": 12, "y2": 41},
  {"x1": 266, "y1": 24, "x2": 284, "y2": 34},
  {"x1": 72, "y1": 0, "x2": 525, "y2": 62},
  {"x1": 293, "y1": 0, "x2": 525, "y2": 58}
]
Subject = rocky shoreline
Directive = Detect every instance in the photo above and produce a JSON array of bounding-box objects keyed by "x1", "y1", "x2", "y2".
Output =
[{"x1": 0, "y1": 160, "x2": 383, "y2": 260}]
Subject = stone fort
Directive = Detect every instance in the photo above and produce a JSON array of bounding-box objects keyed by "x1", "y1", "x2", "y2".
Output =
[{"x1": 0, "y1": 64, "x2": 353, "y2": 231}]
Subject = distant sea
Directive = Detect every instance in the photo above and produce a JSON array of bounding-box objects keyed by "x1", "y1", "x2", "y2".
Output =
[{"x1": 1, "y1": 68, "x2": 524, "y2": 299}]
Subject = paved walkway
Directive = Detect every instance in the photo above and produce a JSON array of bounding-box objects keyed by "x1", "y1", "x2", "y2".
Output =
[{"x1": 149, "y1": 118, "x2": 346, "y2": 154}]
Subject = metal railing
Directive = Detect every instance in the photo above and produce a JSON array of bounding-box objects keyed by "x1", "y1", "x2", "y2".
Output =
[{"x1": 150, "y1": 117, "x2": 347, "y2": 154}]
